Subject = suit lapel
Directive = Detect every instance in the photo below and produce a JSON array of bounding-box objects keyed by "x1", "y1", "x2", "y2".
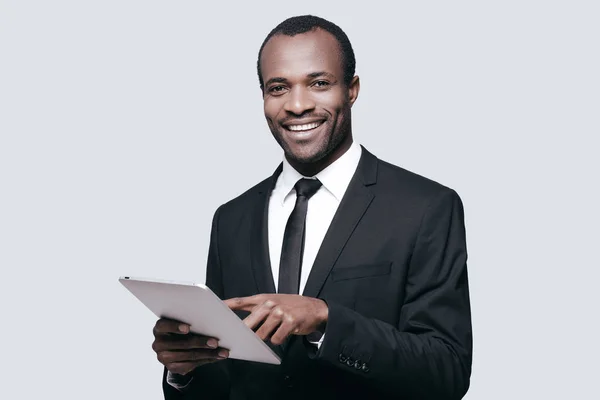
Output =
[
  {"x1": 248, "y1": 164, "x2": 285, "y2": 357},
  {"x1": 249, "y1": 164, "x2": 282, "y2": 295},
  {"x1": 302, "y1": 147, "x2": 378, "y2": 299}
]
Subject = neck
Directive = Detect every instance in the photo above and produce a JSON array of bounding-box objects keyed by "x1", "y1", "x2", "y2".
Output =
[{"x1": 287, "y1": 134, "x2": 353, "y2": 177}]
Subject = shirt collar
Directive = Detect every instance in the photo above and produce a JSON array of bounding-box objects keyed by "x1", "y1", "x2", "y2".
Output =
[{"x1": 279, "y1": 141, "x2": 362, "y2": 204}]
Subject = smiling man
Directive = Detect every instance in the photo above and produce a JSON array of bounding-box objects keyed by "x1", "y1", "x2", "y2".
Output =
[
  {"x1": 261, "y1": 27, "x2": 357, "y2": 177},
  {"x1": 152, "y1": 15, "x2": 472, "y2": 400}
]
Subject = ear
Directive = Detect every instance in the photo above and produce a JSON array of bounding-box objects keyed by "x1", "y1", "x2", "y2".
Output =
[{"x1": 347, "y1": 75, "x2": 360, "y2": 107}]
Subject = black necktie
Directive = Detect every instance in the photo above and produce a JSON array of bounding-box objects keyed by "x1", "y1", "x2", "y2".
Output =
[{"x1": 278, "y1": 178, "x2": 323, "y2": 294}]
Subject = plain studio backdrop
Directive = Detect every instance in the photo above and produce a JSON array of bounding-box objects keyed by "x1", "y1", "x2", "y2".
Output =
[{"x1": 1, "y1": 1, "x2": 598, "y2": 398}]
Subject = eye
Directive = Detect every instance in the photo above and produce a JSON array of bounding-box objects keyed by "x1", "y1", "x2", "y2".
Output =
[
  {"x1": 268, "y1": 85, "x2": 287, "y2": 95},
  {"x1": 313, "y1": 80, "x2": 330, "y2": 88}
]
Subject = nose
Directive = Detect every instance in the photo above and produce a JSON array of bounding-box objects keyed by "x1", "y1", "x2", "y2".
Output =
[{"x1": 283, "y1": 86, "x2": 316, "y2": 115}]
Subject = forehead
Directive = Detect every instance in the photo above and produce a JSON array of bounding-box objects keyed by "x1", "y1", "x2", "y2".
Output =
[{"x1": 260, "y1": 29, "x2": 344, "y2": 81}]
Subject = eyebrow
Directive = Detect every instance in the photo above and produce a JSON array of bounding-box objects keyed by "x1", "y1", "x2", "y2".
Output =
[
  {"x1": 264, "y1": 71, "x2": 336, "y2": 87},
  {"x1": 307, "y1": 71, "x2": 336, "y2": 80},
  {"x1": 265, "y1": 77, "x2": 288, "y2": 87}
]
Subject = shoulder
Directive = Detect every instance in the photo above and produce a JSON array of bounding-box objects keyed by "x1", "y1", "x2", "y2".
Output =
[
  {"x1": 212, "y1": 174, "x2": 273, "y2": 223},
  {"x1": 370, "y1": 155, "x2": 465, "y2": 229},
  {"x1": 374, "y1": 156, "x2": 458, "y2": 201}
]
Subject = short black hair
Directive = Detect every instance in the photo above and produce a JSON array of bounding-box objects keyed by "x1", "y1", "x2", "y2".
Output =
[{"x1": 257, "y1": 15, "x2": 356, "y2": 90}]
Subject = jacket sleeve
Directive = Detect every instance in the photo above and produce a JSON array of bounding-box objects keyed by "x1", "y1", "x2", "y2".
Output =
[
  {"x1": 163, "y1": 206, "x2": 232, "y2": 400},
  {"x1": 313, "y1": 189, "x2": 472, "y2": 399}
]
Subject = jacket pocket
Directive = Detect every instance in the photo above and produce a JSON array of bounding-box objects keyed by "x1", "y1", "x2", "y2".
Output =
[{"x1": 330, "y1": 262, "x2": 392, "y2": 282}]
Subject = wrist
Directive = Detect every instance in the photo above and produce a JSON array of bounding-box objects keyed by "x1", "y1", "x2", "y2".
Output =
[{"x1": 317, "y1": 298, "x2": 329, "y2": 332}]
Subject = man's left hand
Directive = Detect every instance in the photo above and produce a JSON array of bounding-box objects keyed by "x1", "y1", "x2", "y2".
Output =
[{"x1": 225, "y1": 294, "x2": 328, "y2": 345}]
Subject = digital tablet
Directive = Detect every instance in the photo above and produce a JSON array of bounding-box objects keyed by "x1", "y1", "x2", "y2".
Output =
[{"x1": 119, "y1": 276, "x2": 281, "y2": 365}]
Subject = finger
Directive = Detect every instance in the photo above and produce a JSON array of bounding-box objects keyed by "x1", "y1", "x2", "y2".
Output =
[
  {"x1": 153, "y1": 335, "x2": 219, "y2": 352},
  {"x1": 153, "y1": 318, "x2": 190, "y2": 335},
  {"x1": 270, "y1": 316, "x2": 297, "y2": 345},
  {"x1": 242, "y1": 300, "x2": 276, "y2": 330},
  {"x1": 254, "y1": 308, "x2": 284, "y2": 341},
  {"x1": 157, "y1": 348, "x2": 229, "y2": 366},
  {"x1": 225, "y1": 294, "x2": 263, "y2": 311}
]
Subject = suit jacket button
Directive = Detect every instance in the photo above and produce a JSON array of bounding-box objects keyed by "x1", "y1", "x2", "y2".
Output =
[
  {"x1": 346, "y1": 357, "x2": 355, "y2": 367},
  {"x1": 354, "y1": 360, "x2": 363, "y2": 369},
  {"x1": 339, "y1": 354, "x2": 347, "y2": 363},
  {"x1": 361, "y1": 364, "x2": 370, "y2": 373}
]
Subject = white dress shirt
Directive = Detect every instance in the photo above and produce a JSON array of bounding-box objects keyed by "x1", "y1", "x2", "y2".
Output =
[{"x1": 168, "y1": 142, "x2": 362, "y2": 390}]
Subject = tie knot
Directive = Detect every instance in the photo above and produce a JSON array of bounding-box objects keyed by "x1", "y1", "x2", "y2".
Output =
[{"x1": 294, "y1": 178, "x2": 322, "y2": 199}]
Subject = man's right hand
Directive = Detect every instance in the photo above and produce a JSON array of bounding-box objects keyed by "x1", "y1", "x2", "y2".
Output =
[{"x1": 152, "y1": 318, "x2": 229, "y2": 376}]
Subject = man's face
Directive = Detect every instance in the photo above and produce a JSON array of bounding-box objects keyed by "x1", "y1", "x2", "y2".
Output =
[{"x1": 260, "y1": 29, "x2": 359, "y2": 166}]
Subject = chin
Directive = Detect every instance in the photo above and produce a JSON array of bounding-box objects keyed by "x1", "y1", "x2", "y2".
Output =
[{"x1": 285, "y1": 145, "x2": 329, "y2": 165}]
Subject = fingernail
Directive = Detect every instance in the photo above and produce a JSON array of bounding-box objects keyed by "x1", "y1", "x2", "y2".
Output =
[
  {"x1": 207, "y1": 339, "x2": 218, "y2": 348},
  {"x1": 218, "y1": 349, "x2": 229, "y2": 358},
  {"x1": 178, "y1": 324, "x2": 189, "y2": 333}
]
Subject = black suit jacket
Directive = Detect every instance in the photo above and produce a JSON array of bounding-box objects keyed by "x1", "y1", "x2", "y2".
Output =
[{"x1": 163, "y1": 147, "x2": 472, "y2": 399}]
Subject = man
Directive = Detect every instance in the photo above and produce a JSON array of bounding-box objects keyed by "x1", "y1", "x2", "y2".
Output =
[{"x1": 152, "y1": 15, "x2": 472, "y2": 399}]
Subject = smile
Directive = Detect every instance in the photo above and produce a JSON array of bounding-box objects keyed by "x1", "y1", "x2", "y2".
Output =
[{"x1": 285, "y1": 121, "x2": 324, "y2": 132}]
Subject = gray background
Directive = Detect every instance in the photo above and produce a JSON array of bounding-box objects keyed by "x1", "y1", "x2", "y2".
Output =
[{"x1": 1, "y1": 1, "x2": 598, "y2": 398}]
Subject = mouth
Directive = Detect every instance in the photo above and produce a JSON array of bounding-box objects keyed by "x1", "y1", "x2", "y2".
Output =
[{"x1": 283, "y1": 120, "x2": 325, "y2": 133}]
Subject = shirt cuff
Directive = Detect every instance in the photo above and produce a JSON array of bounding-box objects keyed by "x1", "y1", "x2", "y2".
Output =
[
  {"x1": 306, "y1": 332, "x2": 326, "y2": 349},
  {"x1": 166, "y1": 371, "x2": 194, "y2": 391}
]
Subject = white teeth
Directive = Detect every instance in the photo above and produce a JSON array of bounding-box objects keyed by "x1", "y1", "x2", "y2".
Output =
[{"x1": 287, "y1": 122, "x2": 322, "y2": 131}]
